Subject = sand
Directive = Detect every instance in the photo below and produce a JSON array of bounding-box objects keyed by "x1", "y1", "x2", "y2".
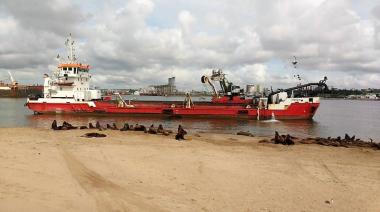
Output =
[{"x1": 0, "y1": 127, "x2": 379, "y2": 212}]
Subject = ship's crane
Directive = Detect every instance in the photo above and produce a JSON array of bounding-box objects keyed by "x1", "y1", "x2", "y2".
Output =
[
  {"x1": 267, "y1": 76, "x2": 329, "y2": 104},
  {"x1": 201, "y1": 69, "x2": 242, "y2": 98},
  {"x1": 201, "y1": 75, "x2": 219, "y2": 98},
  {"x1": 210, "y1": 69, "x2": 232, "y2": 94}
]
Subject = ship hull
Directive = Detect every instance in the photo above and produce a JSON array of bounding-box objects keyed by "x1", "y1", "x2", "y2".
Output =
[
  {"x1": 0, "y1": 86, "x2": 43, "y2": 98},
  {"x1": 26, "y1": 100, "x2": 319, "y2": 120}
]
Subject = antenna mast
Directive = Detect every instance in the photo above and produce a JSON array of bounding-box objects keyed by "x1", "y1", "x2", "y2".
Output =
[{"x1": 65, "y1": 33, "x2": 76, "y2": 63}]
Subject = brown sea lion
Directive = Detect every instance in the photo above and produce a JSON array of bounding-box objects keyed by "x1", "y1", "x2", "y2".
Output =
[
  {"x1": 148, "y1": 124, "x2": 157, "y2": 134},
  {"x1": 96, "y1": 121, "x2": 101, "y2": 129},
  {"x1": 175, "y1": 125, "x2": 187, "y2": 140},
  {"x1": 157, "y1": 124, "x2": 164, "y2": 134},
  {"x1": 120, "y1": 123, "x2": 130, "y2": 131},
  {"x1": 51, "y1": 120, "x2": 58, "y2": 130},
  {"x1": 89, "y1": 123, "x2": 95, "y2": 129}
]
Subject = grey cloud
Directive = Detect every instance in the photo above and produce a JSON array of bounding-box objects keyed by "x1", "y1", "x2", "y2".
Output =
[
  {"x1": 0, "y1": 0, "x2": 87, "y2": 83},
  {"x1": 1, "y1": 0, "x2": 380, "y2": 89},
  {"x1": 1, "y1": 0, "x2": 85, "y2": 35}
]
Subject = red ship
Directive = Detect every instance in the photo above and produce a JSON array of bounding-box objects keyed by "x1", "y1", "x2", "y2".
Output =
[{"x1": 26, "y1": 35, "x2": 328, "y2": 120}]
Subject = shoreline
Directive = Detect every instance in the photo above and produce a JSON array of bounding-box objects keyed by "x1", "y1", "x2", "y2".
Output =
[{"x1": 0, "y1": 127, "x2": 379, "y2": 211}]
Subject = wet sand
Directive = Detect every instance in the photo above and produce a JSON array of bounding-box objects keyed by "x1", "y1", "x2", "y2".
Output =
[{"x1": 0, "y1": 128, "x2": 379, "y2": 211}]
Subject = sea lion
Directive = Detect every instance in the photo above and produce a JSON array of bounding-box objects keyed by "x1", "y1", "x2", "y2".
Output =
[
  {"x1": 89, "y1": 123, "x2": 95, "y2": 129},
  {"x1": 175, "y1": 125, "x2": 187, "y2": 140},
  {"x1": 120, "y1": 123, "x2": 130, "y2": 131},
  {"x1": 51, "y1": 120, "x2": 58, "y2": 130},
  {"x1": 96, "y1": 121, "x2": 101, "y2": 129},
  {"x1": 285, "y1": 134, "x2": 294, "y2": 145},
  {"x1": 148, "y1": 124, "x2": 157, "y2": 134},
  {"x1": 274, "y1": 131, "x2": 282, "y2": 144},
  {"x1": 62, "y1": 121, "x2": 77, "y2": 130},
  {"x1": 157, "y1": 124, "x2": 164, "y2": 134},
  {"x1": 345, "y1": 134, "x2": 350, "y2": 141},
  {"x1": 134, "y1": 124, "x2": 146, "y2": 132},
  {"x1": 82, "y1": 132, "x2": 107, "y2": 138}
]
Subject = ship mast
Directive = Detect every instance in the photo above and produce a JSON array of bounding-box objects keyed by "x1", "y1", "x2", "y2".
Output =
[{"x1": 65, "y1": 33, "x2": 76, "y2": 63}]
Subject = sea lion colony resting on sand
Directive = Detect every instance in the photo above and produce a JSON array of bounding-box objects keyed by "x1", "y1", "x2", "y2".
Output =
[
  {"x1": 273, "y1": 131, "x2": 295, "y2": 145},
  {"x1": 51, "y1": 120, "x2": 181, "y2": 139},
  {"x1": 268, "y1": 131, "x2": 380, "y2": 150},
  {"x1": 51, "y1": 120, "x2": 77, "y2": 130},
  {"x1": 50, "y1": 120, "x2": 380, "y2": 148},
  {"x1": 299, "y1": 134, "x2": 380, "y2": 150}
]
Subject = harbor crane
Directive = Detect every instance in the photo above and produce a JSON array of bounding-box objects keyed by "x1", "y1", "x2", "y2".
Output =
[{"x1": 7, "y1": 71, "x2": 18, "y2": 87}]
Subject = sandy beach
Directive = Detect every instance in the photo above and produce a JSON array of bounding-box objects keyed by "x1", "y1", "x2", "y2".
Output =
[{"x1": 0, "y1": 127, "x2": 379, "y2": 212}]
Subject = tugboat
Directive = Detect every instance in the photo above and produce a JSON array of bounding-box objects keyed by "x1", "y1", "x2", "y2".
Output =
[{"x1": 26, "y1": 35, "x2": 328, "y2": 119}]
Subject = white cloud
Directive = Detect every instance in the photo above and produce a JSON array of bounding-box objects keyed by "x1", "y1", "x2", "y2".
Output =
[
  {"x1": 178, "y1": 10, "x2": 195, "y2": 36},
  {"x1": 0, "y1": 0, "x2": 380, "y2": 89}
]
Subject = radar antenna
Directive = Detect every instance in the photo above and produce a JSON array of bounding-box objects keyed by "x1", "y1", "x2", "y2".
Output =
[{"x1": 292, "y1": 56, "x2": 298, "y2": 68}]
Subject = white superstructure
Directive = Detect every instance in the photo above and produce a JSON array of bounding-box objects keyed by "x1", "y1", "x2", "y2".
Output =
[{"x1": 42, "y1": 34, "x2": 101, "y2": 101}]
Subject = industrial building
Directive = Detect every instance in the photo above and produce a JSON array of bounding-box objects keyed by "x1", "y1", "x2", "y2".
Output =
[{"x1": 151, "y1": 77, "x2": 177, "y2": 95}]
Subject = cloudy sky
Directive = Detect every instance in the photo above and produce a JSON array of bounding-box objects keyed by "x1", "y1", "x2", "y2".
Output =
[{"x1": 0, "y1": 0, "x2": 380, "y2": 90}]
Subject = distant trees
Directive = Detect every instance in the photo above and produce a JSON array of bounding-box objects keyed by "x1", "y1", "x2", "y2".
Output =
[{"x1": 322, "y1": 87, "x2": 380, "y2": 98}]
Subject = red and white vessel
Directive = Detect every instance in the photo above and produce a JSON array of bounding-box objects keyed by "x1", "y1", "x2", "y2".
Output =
[{"x1": 26, "y1": 35, "x2": 328, "y2": 120}]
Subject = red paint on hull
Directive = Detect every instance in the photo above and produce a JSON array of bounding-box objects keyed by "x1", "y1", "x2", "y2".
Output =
[
  {"x1": 27, "y1": 101, "x2": 320, "y2": 120},
  {"x1": 27, "y1": 102, "x2": 94, "y2": 113}
]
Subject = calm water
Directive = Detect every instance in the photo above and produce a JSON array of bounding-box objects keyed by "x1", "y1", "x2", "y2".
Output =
[{"x1": 0, "y1": 98, "x2": 379, "y2": 141}]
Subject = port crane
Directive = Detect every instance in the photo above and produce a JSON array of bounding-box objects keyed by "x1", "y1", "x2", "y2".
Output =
[{"x1": 7, "y1": 71, "x2": 18, "y2": 88}]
